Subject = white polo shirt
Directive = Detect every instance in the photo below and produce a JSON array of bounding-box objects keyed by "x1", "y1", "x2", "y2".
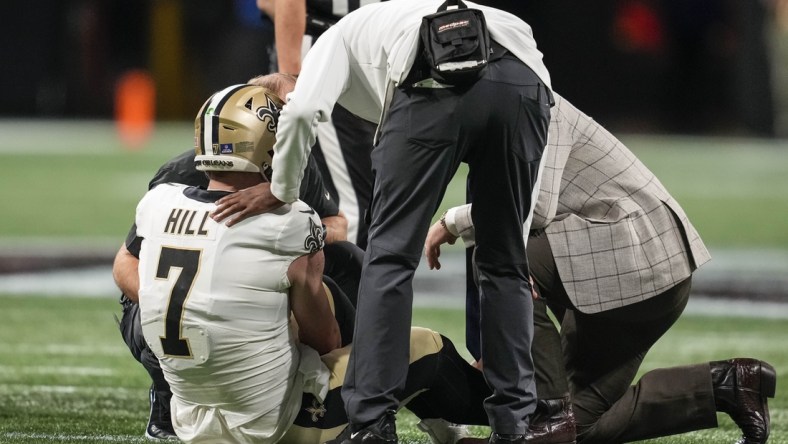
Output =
[{"x1": 271, "y1": 0, "x2": 551, "y2": 203}]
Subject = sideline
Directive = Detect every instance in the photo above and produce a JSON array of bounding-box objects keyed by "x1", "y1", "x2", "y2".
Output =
[
  {"x1": 0, "y1": 432, "x2": 145, "y2": 443},
  {"x1": 1, "y1": 263, "x2": 787, "y2": 319}
]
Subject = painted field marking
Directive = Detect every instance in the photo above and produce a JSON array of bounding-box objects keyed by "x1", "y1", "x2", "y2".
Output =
[
  {"x1": 0, "y1": 343, "x2": 125, "y2": 356},
  {"x1": 0, "y1": 432, "x2": 145, "y2": 442},
  {"x1": 0, "y1": 365, "x2": 114, "y2": 377}
]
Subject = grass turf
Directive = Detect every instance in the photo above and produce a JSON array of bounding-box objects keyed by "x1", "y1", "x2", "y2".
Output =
[
  {"x1": 0, "y1": 121, "x2": 787, "y2": 249},
  {"x1": 0, "y1": 123, "x2": 786, "y2": 442},
  {"x1": 0, "y1": 295, "x2": 784, "y2": 443}
]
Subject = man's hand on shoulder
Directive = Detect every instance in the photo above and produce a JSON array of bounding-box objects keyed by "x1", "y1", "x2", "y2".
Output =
[
  {"x1": 212, "y1": 182, "x2": 285, "y2": 226},
  {"x1": 321, "y1": 211, "x2": 348, "y2": 244}
]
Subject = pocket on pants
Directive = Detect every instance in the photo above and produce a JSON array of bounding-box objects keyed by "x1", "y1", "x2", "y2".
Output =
[
  {"x1": 406, "y1": 89, "x2": 457, "y2": 150},
  {"x1": 511, "y1": 86, "x2": 550, "y2": 163}
]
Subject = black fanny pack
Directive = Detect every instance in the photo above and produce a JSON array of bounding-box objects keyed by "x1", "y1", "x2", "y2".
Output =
[{"x1": 419, "y1": 0, "x2": 491, "y2": 85}]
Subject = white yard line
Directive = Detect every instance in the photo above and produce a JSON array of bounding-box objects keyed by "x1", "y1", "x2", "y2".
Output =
[
  {"x1": 0, "y1": 365, "x2": 114, "y2": 377},
  {"x1": 0, "y1": 266, "x2": 118, "y2": 298},
  {"x1": 0, "y1": 343, "x2": 125, "y2": 356},
  {"x1": 0, "y1": 432, "x2": 144, "y2": 442},
  {"x1": 0, "y1": 383, "x2": 141, "y2": 396}
]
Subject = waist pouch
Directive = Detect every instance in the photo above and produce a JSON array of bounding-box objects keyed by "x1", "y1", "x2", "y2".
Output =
[{"x1": 419, "y1": 0, "x2": 491, "y2": 85}]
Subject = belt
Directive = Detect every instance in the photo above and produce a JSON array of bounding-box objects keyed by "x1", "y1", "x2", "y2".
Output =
[{"x1": 488, "y1": 40, "x2": 509, "y2": 63}]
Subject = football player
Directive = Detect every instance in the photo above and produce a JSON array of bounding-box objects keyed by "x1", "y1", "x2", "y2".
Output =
[
  {"x1": 114, "y1": 73, "x2": 361, "y2": 440},
  {"x1": 130, "y1": 83, "x2": 498, "y2": 443}
]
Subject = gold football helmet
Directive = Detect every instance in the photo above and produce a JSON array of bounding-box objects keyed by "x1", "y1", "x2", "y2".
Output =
[{"x1": 194, "y1": 84, "x2": 282, "y2": 180}]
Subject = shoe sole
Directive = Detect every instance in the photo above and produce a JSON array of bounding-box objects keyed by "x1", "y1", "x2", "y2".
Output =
[
  {"x1": 760, "y1": 361, "x2": 777, "y2": 399},
  {"x1": 417, "y1": 420, "x2": 460, "y2": 444}
]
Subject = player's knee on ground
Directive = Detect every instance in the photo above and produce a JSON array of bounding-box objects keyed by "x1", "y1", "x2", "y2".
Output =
[{"x1": 282, "y1": 327, "x2": 444, "y2": 444}]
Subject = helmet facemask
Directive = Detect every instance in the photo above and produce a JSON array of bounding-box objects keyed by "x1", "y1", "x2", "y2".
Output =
[{"x1": 194, "y1": 84, "x2": 282, "y2": 181}]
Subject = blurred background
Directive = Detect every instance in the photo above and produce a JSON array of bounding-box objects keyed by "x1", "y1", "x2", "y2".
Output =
[
  {"x1": 0, "y1": 0, "x2": 787, "y2": 298},
  {"x1": 2, "y1": 0, "x2": 788, "y2": 136},
  {"x1": 0, "y1": 2, "x2": 787, "y2": 442}
]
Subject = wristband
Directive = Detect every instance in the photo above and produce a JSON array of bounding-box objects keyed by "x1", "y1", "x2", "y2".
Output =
[
  {"x1": 439, "y1": 211, "x2": 449, "y2": 230},
  {"x1": 439, "y1": 210, "x2": 459, "y2": 237}
]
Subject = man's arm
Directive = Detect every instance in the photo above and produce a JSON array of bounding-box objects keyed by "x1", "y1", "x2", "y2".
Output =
[
  {"x1": 112, "y1": 243, "x2": 140, "y2": 302},
  {"x1": 210, "y1": 181, "x2": 348, "y2": 240},
  {"x1": 288, "y1": 250, "x2": 341, "y2": 354},
  {"x1": 322, "y1": 211, "x2": 348, "y2": 244},
  {"x1": 257, "y1": 0, "x2": 275, "y2": 17},
  {"x1": 271, "y1": 25, "x2": 350, "y2": 204},
  {"x1": 423, "y1": 205, "x2": 475, "y2": 270},
  {"x1": 423, "y1": 219, "x2": 458, "y2": 271},
  {"x1": 272, "y1": 0, "x2": 307, "y2": 75},
  {"x1": 211, "y1": 182, "x2": 283, "y2": 226}
]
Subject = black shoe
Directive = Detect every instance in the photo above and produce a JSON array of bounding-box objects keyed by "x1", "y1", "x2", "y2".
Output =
[
  {"x1": 325, "y1": 410, "x2": 397, "y2": 443},
  {"x1": 145, "y1": 385, "x2": 178, "y2": 441},
  {"x1": 488, "y1": 433, "x2": 526, "y2": 443},
  {"x1": 524, "y1": 398, "x2": 576, "y2": 444},
  {"x1": 711, "y1": 358, "x2": 777, "y2": 444}
]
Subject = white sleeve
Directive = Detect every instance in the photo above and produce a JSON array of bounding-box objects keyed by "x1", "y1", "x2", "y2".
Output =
[
  {"x1": 443, "y1": 204, "x2": 476, "y2": 247},
  {"x1": 271, "y1": 26, "x2": 351, "y2": 203},
  {"x1": 275, "y1": 201, "x2": 326, "y2": 255},
  {"x1": 134, "y1": 187, "x2": 160, "y2": 240}
]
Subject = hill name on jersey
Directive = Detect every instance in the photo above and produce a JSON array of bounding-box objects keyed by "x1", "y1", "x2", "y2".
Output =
[{"x1": 164, "y1": 208, "x2": 211, "y2": 236}]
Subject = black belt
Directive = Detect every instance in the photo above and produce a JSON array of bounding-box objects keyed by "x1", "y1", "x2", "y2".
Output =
[{"x1": 488, "y1": 40, "x2": 509, "y2": 63}]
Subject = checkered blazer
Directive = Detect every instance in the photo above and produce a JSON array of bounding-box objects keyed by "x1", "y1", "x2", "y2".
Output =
[{"x1": 530, "y1": 94, "x2": 711, "y2": 313}]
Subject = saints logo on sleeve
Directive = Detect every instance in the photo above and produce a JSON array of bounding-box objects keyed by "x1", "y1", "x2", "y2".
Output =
[
  {"x1": 304, "y1": 217, "x2": 326, "y2": 253},
  {"x1": 274, "y1": 201, "x2": 325, "y2": 255}
]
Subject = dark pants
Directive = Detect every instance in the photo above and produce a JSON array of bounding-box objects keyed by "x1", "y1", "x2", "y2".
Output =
[
  {"x1": 527, "y1": 229, "x2": 718, "y2": 443},
  {"x1": 323, "y1": 240, "x2": 365, "y2": 308},
  {"x1": 293, "y1": 335, "x2": 492, "y2": 434},
  {"x1": 342, "y1": 55, "x2": 551, "y2": 434},
  {"x1": 118, "y1": 296, "x2": 172, "y2": 406}
]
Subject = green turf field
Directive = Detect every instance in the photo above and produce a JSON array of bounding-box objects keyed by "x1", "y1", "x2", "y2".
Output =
[
  {"x1": 0, "y1": 295, "x2": 784, "y2": 443},
  {"x1": 1, "y1": 121, "x2": 786, "y2": 442},
  {"x1": 1, "y1": 121, "x2": 788, "y2": 248}
]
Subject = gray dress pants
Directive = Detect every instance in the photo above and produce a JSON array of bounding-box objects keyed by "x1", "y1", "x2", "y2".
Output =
[{"x1": 342, "y1": 54, "x2": 552, "y2": 434}]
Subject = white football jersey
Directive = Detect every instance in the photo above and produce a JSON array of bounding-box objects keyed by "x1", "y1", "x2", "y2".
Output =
[{"x1": 135, "y1": 183, "x2": 326, "y2": 444}]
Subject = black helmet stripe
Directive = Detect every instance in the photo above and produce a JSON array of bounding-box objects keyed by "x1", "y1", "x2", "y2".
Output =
[{"x1": 199, "y1": 84, "x2": 249, "y2": 155}]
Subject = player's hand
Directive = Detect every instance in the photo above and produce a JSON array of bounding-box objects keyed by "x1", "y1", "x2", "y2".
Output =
[
  {"x1": 322, "y1": 212, "x2": 348, "y2": 244},
  {"x1": 212, "y1": 182, "x2": 284, "y2": 226},
  {"x1": 320, "y1": 211, "x2": 347, "y2": 244},
  {"x1": 424, "y1": 220, "x2": 458, "y2": 270}
]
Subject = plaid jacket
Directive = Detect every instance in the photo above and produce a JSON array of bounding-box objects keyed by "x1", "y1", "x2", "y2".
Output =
[
  {"x1": 531, "y1": 94, "x2": 711, "y2": 313},
  {"x1": 447, "y1": 93, "x2": 710, "y2": 313}
]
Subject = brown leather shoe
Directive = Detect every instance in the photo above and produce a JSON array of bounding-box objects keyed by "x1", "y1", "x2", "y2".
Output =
[
  {"x1": 711, "y1": 358, "x2": 777, "y2": 444},
  {"x1": 488, "y1": 434, "x2": 527, "y2": 443},
  {"x1": 457, "y1": 398, "x2": 577, "y2": 444},
  {"x1": 524, "y1": 398, "x2": 576, "y2": 444}
]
